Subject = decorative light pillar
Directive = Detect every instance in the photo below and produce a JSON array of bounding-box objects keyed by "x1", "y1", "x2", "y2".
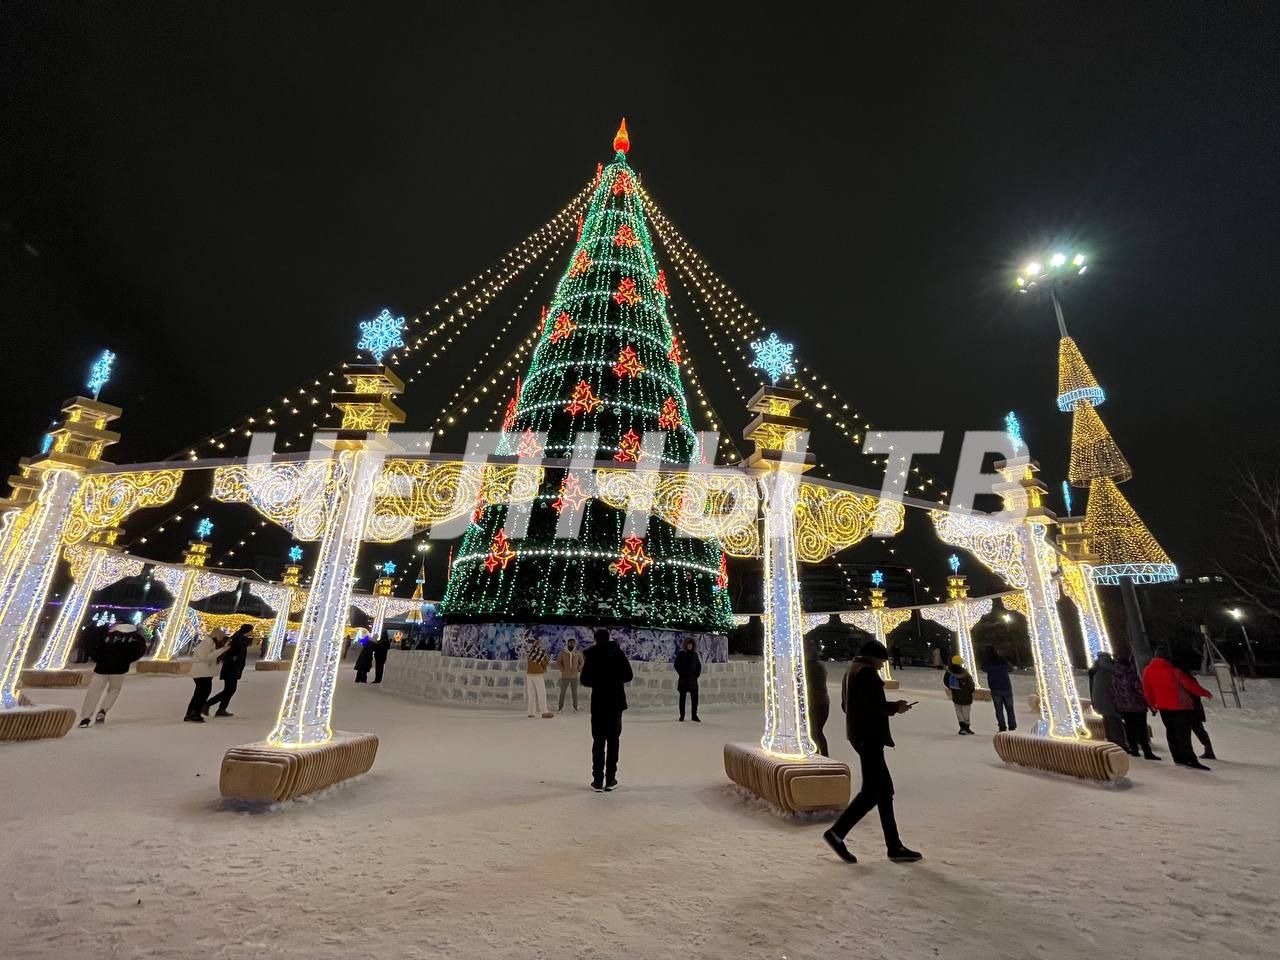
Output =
[
  {"x1": 1057, "y1": 515, "x2": 1112, "y2": 663},
  {"x1": 744, "y1": 384, "x2": 817, "y2": 759},
  {"x1": 839, "y1": 587, "x2": 911, "y2": 690},
  {"x1": 0, "y1": 395, "x2": 122, "y2": 737},
  {"x1": 267, "y1": 362, "x2": 405, "y2": 747},
  {"x1": 148, "y1": 538, "x2": 213, "y2": 662},
  {"x1": 27, "y1": 527, "x2": 144, "y2": 682},
  {"x1": 367, "y1": 575, "x2": 395, "y2": 644},
  {"x1": 261, "y1": 563, "x2": 303, "y2": 665}
]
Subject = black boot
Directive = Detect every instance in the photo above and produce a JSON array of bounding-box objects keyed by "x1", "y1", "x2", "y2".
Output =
[{"x1": 823, "y1": 830, "x2": 857, "y2": 864}]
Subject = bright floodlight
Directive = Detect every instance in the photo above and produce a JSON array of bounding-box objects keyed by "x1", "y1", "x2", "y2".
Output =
[
  {"x1": 1072, "y1": 253, "x2": 1086, "y2": 266},
  {"x1": 1026, "y1": 261, "x2": 1042, "y2": 275},
  {"x1": 1228, "y1": 608, "x2": 1243, "y2": 621},
  {"x1": 1050, "y1": 253, "x2": 1066, "y2": 266}
]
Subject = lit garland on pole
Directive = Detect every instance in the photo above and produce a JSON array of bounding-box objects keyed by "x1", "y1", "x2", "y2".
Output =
[{"x1": 441, "y1": 121, "x2": 730, "y2": 632}]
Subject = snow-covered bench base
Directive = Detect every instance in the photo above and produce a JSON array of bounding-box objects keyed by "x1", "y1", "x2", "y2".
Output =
[
  {"x1": 219, "y1": 733, "x2": 379, "y2": 803},
  {"x1": 0, "y1": 704, "x2": 77, "y2": 742},
  {"x1": 136, "y1": 659, "x2": 191, "y2": 675},
  {"x1": 20, "y1": 668, "x2": 88, "y2": 688},
  {"x1": 993, "y1": 732, "x2": 1130, "y2": 781},
  {"x1": 723, "y1": 742, "x2": 850, "y2": 815},
  {"x1": 254, "y1": 660, "x2": 291, "y2": 671}
]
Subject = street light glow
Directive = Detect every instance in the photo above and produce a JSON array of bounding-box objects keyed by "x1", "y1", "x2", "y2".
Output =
[
  {"x1": 1026, "y1": 261, "x2": 1042, "y2": 275},
  {"x1": 1050, "y1": 252, "x2": 1066, "y2": 266},
  {"x1": 1228, "y1": 608, "x2": 1243, "y2": 621}
]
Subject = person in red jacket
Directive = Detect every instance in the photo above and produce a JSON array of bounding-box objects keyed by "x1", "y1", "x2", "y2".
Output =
[{"x1": 1142, "y1": 646, "x2": 1213, "y2": 770}]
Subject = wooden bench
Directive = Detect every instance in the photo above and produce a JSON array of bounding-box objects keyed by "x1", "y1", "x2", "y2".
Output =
[
  {"x1": 136, "y1": 659, "x2": 192, "y2": 675},
  {"x1": 20, "y1": 669, "x2": 89, "y2": 688},
  {"x1": 0, "y1": 705, "x2": 77, "y2": 742},
  {"x1": 220, "y1": 733, "x2": 379, "y2": 803},
  {"x1": 724, "y1": 742, "x2": 849, "y2": 815},
  {"x1": 993, "y1": 731, "x2": 1130, "y2": 782}
]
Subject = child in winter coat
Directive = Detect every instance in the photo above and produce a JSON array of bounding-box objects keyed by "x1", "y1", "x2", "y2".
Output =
[{"x1": 943, "y1": 656, "x2": 977, "y2": 734}]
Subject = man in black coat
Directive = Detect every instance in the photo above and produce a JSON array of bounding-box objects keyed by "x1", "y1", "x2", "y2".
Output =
[
  {"x1": 206, "y1": 623, "x2": 252, "y2": 717},
  {"x1": 823, "y1": 639, "x2": 922, "y2": 864},
  {"x1": 674, "y1": 638, "x2": 701, "y2": 722},
  {"x1": 580, "y1": 627, "x2": 633, "y2": 792},
  {"x1": 372, "y1": 634, "x2": 391, "y2": 683},
  {"x1": 78, "y1": 623, "x2": 149, "y2": 726}
]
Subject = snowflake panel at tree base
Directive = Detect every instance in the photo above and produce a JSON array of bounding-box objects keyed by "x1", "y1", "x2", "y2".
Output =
[{"x1": 442, "y1": 621, "x2": 727, "y2": 664}]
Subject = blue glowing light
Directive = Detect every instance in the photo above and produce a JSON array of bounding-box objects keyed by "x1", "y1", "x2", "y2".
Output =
[
  {"x1": 381, "y1": 561, "x2": 397, "y2": 575},
  {"x1": 749, "y1": 332, "x2": 797, "y2": 385},
  {"x1": 948, "y1": 554, "x2": 960, "y2": 574},
  {"x1": 1055, "y1": 385, "x2": 1106, "y2": 412},
  {"x1": 40, "y1": 433, "x2": 54, "y2": 454},
  {"x1": 1061, "y1": 481, "x2": 1073, "y2": 515},
  {"x1": 870, "y1": 569, "x2": 884, "y2": 587},
  {"x1": 288, "y1": 545, "x2": 304, "y2": 564},
  {"x1": 1004, "y1": 411, "x2": 1025, "y2": 455},
  {"x1": 87, "y1": 349, "x2": 117, "y2": 400},
  {"x1": 357, "y1": 309, "x2": 406, "y2": 364},
  {"x1": 195, "y1": 517, "x2": 214, "y2": 540}
]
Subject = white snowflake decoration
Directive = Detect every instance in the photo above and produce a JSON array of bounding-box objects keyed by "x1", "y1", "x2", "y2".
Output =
[
  {"x1": 357, "y1": 309, "x2": 406, "y2": 364},
  {"x1": 749, "y1": 332, "x2": 796, "y2": 384}
]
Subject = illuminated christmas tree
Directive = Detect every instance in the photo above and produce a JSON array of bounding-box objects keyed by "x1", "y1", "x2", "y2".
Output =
[{"x1": 441, "y1": 121, "x2": 731, "y2": 632}]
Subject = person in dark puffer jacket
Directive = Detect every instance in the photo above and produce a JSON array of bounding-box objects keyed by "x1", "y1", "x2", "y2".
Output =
[{"x1": 78, "y1": 623, "x2": 149, "y2": 727}]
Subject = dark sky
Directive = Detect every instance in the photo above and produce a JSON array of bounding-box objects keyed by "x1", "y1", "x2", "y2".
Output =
[{"x1": 2, "y1": 1, "x2": 1277, "y2": 583}]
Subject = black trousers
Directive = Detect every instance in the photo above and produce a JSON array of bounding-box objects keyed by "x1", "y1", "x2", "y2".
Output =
[
  {"x1": 186, "y1": 677, "x2": 213, "y2": 718},
  {"x1": 831, "y1": 746, "x2": 901, "y2": 851},
  {"x1": 1160, "y1": 710, "x2": 1196, "y2": 764},
  {"x1": 1191, "y1": 718, "x2": 1214, "y2": 754},
  {"x1": 679, "y1": 689, "x2": 699, "y2": 719},
  {"x1": 810, "y1": 701, "x2": 830, "y2": 757},
  {"x1": 206, "y1": 676, "x2": 239, "y2": 712},
  {"x1": 991, "y1": 691, "x2": 1016, "y2": 731},
  {"x1": 1122, "y1": 711, "x2": 1156, "y2": 757},
  {"x1": 591, "y1": 712, "x2": 622, "y2": 783},
  {"x1": 373, "y1": 656, "x2": 387, "y2": 683}
]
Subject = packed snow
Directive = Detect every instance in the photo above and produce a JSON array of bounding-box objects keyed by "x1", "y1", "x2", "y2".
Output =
[{"x1": 1, "y1": 663, "x2": 1277, "y2": 960}]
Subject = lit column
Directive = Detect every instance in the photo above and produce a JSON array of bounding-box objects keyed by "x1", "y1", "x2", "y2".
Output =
[
  {"x1": 367, "y1": 575, "x2": 394, "y2": 643},
  {"x1": 268, "y1": 362, "x2": 406, "y2": 747},
  {"x1": 744, "y1": 384, "x2": 817, "y2": 759},
  {"x1": 150, "y1": 538, "x2": 213, "y2": 660},
  {"x1": 34, "y1": 531, "x2": 143, "y2": 671},
  {"x1": 262, "y1": 564, "x2": 302, "y2": 661},
  {"x1": 1057, "y1": 515, "x2": 1111, "y2": 662}
]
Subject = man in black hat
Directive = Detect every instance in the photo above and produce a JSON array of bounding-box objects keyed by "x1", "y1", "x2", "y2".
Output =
[{"x1": 823, "y1": 639, "x2": 922, "y2": 864}]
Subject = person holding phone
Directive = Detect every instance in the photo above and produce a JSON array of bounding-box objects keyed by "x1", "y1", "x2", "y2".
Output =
[{"x1": 823, "y1": 639, "x2": 922, "y2": 864}]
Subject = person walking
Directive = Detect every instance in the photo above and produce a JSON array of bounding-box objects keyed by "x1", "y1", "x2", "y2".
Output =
[
  {"x1": 372, "y1": 633, "x2": 391, "y2": 683},
  {"x1": 184, "y1": 629, "x2": 226, "y2": 722},
  {"x1": 78, "y1": 623, "x2": 149, "y2": 727},
  {"x1": 352, "y1": 630, "x2": 373, "y2": 682},
  {"x1": 806, "y1": 640, "x2": 831, "y2": 757},
  {"x1": 525, "y1": 638, "x2": 553, "y2": 718},
  {"x1": 943, "y1": 656, "x2": 977, "y2": 734},
  {"x1": 982, "y1": 647, "x2": 1017, "y2": 732},
  {"x1": 556, "y1": 637, "x2": 584, "y2": 712},
  {"x1": 823, "y1": 639, "x2": 921, "y2": 864},
  {"x1": 205, "y1": 623, "x2": 251, "y2": 717},
  {"x1": 1177, "y1": 654, "x2": 1217, "y2": 761},
  {"x1": 1142, "y1": 646, "x2": 1213, "y2": 769},
  {"x1": 674, "y1": 638, "x2": 701, "y2": 722},
  {"x1": 1087, "y1": 652, "x2": 1126, "y2": 748},
  {"x1": 580, "y1": 627, "x2": 633, "y2": 792},
  {"x1": 1112, "y1": 653, "x2": 1160, "y2": 759}
]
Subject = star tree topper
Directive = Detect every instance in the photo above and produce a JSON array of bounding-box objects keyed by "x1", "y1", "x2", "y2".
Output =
[
  {"x1": 357, "y1": 308, "x2": 406, "y2": 364},
  {"x1": 870, "y1": 569, "x2": 884, "y2": 587},
  {"x1": 750, "y1": 331, "x2": 797, "y2": 384},
  {"x1": 87, "y1": 349, "x2": 117, "y2": 400}
]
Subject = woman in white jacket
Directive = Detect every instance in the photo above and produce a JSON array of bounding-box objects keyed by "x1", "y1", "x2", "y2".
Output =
[{"x1": 184, "y1": 629, "x2": 226, "y2": 722}]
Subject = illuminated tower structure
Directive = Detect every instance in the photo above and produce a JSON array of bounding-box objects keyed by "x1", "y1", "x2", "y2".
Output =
[
  {"x1": 441, "y1": 121, "x2": 731, "y2": 653},
  {"x1": 839, "y1": 570, "x2": 908, "y2": 689},
  {"x1": 919, "y1": 571, "x2": 993, "y2": 694}
]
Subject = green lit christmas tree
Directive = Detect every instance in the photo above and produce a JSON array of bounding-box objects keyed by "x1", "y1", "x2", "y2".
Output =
[{"x1": 441, "y1": 120, "x2": 731, "y2": 633}]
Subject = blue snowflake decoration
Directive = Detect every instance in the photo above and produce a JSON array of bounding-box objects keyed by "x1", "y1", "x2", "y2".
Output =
[
  {"x1": 382, "y1": 561, "x2": 397, "y2": 575},
  {"x1": 1004, "y1": 411, "x2": 1025, "y2": 455},
  {"x1": 195, "y1": 517, "x2": 214, "y2": 541},
  {"x1": 87, "y1": 349, "x2": 116, "y2": 400},
  {"x1": 749, "y1": 332, "x2": 796, "y2": 385},
  {"x1": 870, "y1": 569, "x2": 885, "y2": 587},
  {"x1": 288, "y1": 545, "x2": 304, "y2": 564},
  {"x1": 1061, "y1": 480, "x2": 1073, "y2": 515},
  {"x1": 40, "y1": 433, "x2": 54, "y2": 454},
  {"x1": 357, "y1": 309, "x2": 406, "y2": 364},
  {"x1": 948, "y1": 554, "x2": 961, "y2": 574}
]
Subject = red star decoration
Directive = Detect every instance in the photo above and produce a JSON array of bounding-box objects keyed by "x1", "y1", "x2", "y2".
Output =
[
  {"x1": 658, "y1": 396, "x2": 682, "y2": 431},
  {"x1": 517, "y1": 429, "x2": 542, "y2": 458},
  {"x1": 612, "y1": 169, "x2": 634, "y2": 196},
  {"x1": 613, "y1": 277, "x2": 642, "y2": 307},
  {"x1": 565, "y1": 380, "x2": 603, "y2": 416},
  {"x1": 655, "y1": 269, "x2": 669, "y2": 297},
  {"x1": 614, "y1": 223, "x2": 639, "y2": 248},
  {"x1": 484, "y1": 530, "x2": 516, "y2": 574},
  {"x1": 666, "y1": 335, "x2": 682, "y2": 363},
  {"x1": 570, "y1": 249, "x2": 592, "y2": 277},
  {"x1": 612, "y1": 345, "x2": 645, "y2": 378},
  {"x1": 502, "y1": 376, "x2": 521, "y2": 432},
  {"x1": 613, "y1": 428, "x2": 642, "y2": 463},
  {"x1": 611, "y1": 534, "x2": 651, "y2": 576},
  {"x1": 552, "y1": 474, "x2": 589, "y2": 514},
  {"x1": 550, "y1": 311, "x2": 577, "y2": 344}
]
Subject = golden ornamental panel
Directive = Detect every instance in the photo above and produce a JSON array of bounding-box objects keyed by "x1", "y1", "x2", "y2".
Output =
[
  {"x1": 213, "y1": 461, "x2": 337, "y2": 541},
  {"x1": 794, "y1": 484, "x2": 904, "y2": 563},
  {"x1": 62, "y1": 470, "x2": 182, "y2": 547}
]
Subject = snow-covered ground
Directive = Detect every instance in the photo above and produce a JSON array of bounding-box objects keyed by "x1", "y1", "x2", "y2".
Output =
[{"x1": 2, "y1": 664, "x2": 1277, "y2": 960}]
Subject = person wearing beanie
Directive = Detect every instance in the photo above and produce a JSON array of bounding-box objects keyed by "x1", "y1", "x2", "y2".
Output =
[
  {"x1": 823, "y1": 639, "x2": 921, "y2": 864},
  {"x1": 944, "y1": 655, "x2": 977, "y2": 734}
]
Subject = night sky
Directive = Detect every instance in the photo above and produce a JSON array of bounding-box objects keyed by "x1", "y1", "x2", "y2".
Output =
[{"x1": 2, "y1": 2, "x2": 1277, "y2": 587}]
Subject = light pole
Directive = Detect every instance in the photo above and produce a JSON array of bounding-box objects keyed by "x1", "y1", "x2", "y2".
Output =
[
  {"x1": 1228, "y1": 608, "x2": 1257, "y2": 667},
  {"x1": 1017, "y1": 252, "x2": 1088, "y2": 338}
]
